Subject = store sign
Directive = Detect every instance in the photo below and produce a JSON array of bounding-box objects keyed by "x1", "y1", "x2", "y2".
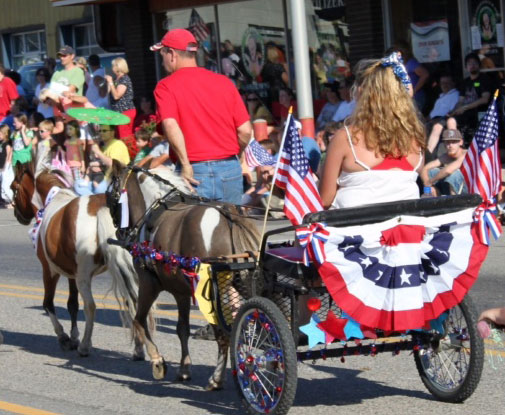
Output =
[{"x1": 411, "y1": 20, "x2": 450, "y2": 63}]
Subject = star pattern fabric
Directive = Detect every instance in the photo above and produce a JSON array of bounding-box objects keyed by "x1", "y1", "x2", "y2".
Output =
[
  {"x1": 317, "y1": 310, "x2": 347, "y2": 343},
  {"x1": 299, "y1": 314, "x2": 325, "y2": 349}
]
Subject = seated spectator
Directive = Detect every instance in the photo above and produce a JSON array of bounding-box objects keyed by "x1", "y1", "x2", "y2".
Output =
[
  {"x1": 141, "y1": 138, "x2": 173, "y2": 169},
  {"x1": 272, "y1": 87, "x2": 297, "y2": 125},
  {"x1": 246, "y1": 92, "x2": 274, "y2": 125},
  {"x1": 134, "y1": 96, "x2": 155, "y2": 128},
  {"x1": 331, "y1": 77, "x2": 356, "y2": 124},
  {"x1": 74, "y1": 124, "x2": 130, "y2": 195},
  {"x1": 133, "y1": 127, "x2": 151, "y2": 164},
  {"x1": 316, "y1": 83, "x2": 340, "y2": 131},
  {"x1": 420, "y1": 129, "x2": 467, "y2": 196},
  {"x1": 428, "y1": 74, "x2": 460, "y2": 120},
  {"x1": 449, "y1": 53, "x2": 492, "y2": 134}
]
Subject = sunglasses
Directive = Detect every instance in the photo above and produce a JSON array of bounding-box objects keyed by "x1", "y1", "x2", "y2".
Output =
[
  {"x1": 247, "y1": 98, "x2": 259, "y2": 102},
  {"x1": 39, "y1": 129, "x2": 49, "y2": 133}
]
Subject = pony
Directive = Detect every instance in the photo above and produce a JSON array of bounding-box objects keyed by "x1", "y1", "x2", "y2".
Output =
[
  {"x1": 107, "y1": 162, "x2": 260, "y2": 389},
  {"x1": 10, "y1": 157, "x2": 143, "y2": 358}
]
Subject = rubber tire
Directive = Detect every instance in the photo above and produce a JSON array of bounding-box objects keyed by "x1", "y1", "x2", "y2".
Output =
[
  {"x1": 414, "y1": 295, "x2": 484, "y2": 403},
  {"x1": 231, "y1": 297, "x2": 298, "y2": 415}
]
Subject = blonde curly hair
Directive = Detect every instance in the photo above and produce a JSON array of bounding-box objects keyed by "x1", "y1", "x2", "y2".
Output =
[{"x1": 348, "y1": 59, "x2": 426, "y2": 157}]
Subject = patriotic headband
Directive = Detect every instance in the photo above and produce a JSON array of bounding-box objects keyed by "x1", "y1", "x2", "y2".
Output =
[{"x1": 381, "y1": 52, "x2": 412, "y2": 91}]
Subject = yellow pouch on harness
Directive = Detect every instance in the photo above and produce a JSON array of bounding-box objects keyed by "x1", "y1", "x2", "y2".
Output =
[{"x1": 195, "y1": 264, "x2": 219, "y2": 325}]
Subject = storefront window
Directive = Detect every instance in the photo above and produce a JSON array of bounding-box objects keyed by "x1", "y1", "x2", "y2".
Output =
[{"x1": 308, "y1": 0, "x2": 350, "y2": 96}]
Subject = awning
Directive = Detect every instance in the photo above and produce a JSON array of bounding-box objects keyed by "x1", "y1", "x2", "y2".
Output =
[{"x1": 51, "y1": 0, "x2": 124, "y2": 6}]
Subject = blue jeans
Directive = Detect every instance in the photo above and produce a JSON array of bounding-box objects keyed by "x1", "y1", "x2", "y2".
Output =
[
  {"x1": 180, "y1": 157, "x2": 242, "y2": 205},
  {"x1": 428, "y1": 168, "x2": 468, "y2": 195},
  {"x1": 74, "y1": 178, "x2": 110, "y2": 196}
]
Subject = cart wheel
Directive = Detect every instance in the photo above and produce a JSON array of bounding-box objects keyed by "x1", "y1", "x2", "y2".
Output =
[
  {"x1": 231, "y1": 297, "x2": 297, "y2": 415},
  {"x1": 414, "y1": 295, "x2": 484, "y2": 402}
]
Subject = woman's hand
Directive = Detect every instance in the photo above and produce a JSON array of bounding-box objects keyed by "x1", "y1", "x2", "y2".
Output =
[{"x1": 104, "y1": 75, "x2": 113, "y2": 84}]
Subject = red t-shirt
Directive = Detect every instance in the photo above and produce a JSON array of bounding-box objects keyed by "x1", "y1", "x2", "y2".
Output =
[
  {"x1": 0, "y1": 76, "x2": 19, "y2": 118},
  {"x1": 154, "y1": 67, "x2": 250, "y2": 162}
]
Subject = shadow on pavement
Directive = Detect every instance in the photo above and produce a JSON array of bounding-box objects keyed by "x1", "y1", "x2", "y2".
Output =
[{"x1": 25, "y1": 305, "x2": 202, "y2": 336}]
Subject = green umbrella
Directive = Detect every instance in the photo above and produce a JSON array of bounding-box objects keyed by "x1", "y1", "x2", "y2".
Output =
[{"x1": 66, "y1": 108, "x2": 131, "y2": 125}]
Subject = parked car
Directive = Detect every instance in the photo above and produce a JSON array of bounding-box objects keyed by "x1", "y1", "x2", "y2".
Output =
[{"x1": 18, "y1": 52, "x2": 125, "y2": 110}]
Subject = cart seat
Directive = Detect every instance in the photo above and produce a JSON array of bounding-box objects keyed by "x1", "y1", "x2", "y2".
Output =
[{"x1": 263, "y1": 246, "x2": 318, "y2": 279}]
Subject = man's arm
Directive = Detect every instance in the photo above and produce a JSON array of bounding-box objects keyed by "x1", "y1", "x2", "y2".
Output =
[
  {"x1": 425, "y1": 155, "x2": 465, "y2": 185},
  {"x1": 420, "y1": 158, "x2": 442, "y2": 186},
  {"x1": 451, "y1": 92, "x2": 490, "y2": 115},
  {"x1": 236, "y1": 120, "x2": 252, "y2": 154}
]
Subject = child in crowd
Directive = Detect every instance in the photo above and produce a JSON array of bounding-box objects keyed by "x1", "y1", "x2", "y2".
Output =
[
  {"x1": 64, "y1": 120, "x2": 85, "y2": 181},
  {"x1": 242, "y1": 138, "x2": 280, "y2": 213},
  {"x1": 11, "y1": 114, "x2": 34, "y2": 166},
  {"x1": 0, "y1": 125, "x2": 13, "y2": 207},
  {"x1": 133, "y1": 127, "x2": 151, "y2": 164},
  {"x1": 37, "y1": 119, "x2": 55, "y2": 155},
  {"x1": 28, "y1": 111, "x2": 45, "y2": 152}
]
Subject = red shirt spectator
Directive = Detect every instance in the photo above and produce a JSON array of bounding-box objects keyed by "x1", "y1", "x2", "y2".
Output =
[
  {"x1": 155, "y1": 67, "x2": 249, "y2": 162},
  {"x1": 0, "y1": 65, "x2": 19, "y2": 119}
]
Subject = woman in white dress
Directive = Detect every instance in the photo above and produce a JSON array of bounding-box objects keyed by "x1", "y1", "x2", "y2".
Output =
[{"x1": 319, "y1": 54, "x2": 425, "y2": 209}]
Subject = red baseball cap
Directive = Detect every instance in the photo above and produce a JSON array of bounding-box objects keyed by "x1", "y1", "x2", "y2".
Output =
[{"x1": 150, "y1": 28, "x2": 198, "y2": 52}]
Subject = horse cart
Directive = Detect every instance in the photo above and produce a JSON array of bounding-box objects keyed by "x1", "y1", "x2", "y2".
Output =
[{"x1": 201, "y1": 194, "x2": 486, "y2": 415}]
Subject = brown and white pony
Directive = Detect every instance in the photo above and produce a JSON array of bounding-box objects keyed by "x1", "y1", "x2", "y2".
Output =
[
  {"x1": 11, "y1": 160, "x2": 142, "y2": 358},
  {"x1": 108, "y1": 163, "x2": 260, "y2": 389}
]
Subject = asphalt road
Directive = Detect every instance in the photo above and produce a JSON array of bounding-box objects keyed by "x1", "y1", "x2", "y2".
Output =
[{"x1": 0, "y1": 207, "x2": 504, "y2": 415}]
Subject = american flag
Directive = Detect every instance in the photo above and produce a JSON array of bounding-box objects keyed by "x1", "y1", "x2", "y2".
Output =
[
  {"x1": 244, "y1": 139, "x2": 276, "y2": 168},
  {"x1": 461, "y1": 96, "x2": 502, "y2": 200},
  {"x1": 274, "y1": 116, "x2": 323, "y2": 225},
  {"x1": 460, "y1": 95, "x2": 502, "y2": 243},
  {"x1": 188, "y1": 9, "x2": 210, "y2": 43}
]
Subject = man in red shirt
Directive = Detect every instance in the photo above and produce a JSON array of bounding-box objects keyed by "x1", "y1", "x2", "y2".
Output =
[
  {"x1": 0, "y1": 64, "x2": 19, "y2": 120},
  {"x1": 151, "y1": 28, "x2": 252, "y2": 204}
]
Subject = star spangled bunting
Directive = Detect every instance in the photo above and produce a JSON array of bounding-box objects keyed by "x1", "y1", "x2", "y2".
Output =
[
  {"x1": 460, "y1": 95, "x2": 502, "y2": 244},
  {"x1": 244, "y1": 139, "x2": 276, "y2": 168},
  {"x1": 274, "y1": 116, "x2": 323, "y2": 226}
]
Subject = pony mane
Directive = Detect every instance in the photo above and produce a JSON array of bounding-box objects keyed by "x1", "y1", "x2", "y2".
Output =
[{"x1": 147, "y1": 167, "x2": 192, "y2": 195}]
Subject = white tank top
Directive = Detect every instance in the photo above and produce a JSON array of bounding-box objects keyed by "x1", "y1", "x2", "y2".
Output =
[{"x1": 331, "y1": 126, "x2": 423, "y2": 209}]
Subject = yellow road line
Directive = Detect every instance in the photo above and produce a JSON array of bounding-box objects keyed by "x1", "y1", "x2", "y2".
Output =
[
  {"x1": 0, "y1": 290, "x2": 206, "y2": 321},
  {"x1": 0, "y1": 401, "x2": 60, "y2": 415}
]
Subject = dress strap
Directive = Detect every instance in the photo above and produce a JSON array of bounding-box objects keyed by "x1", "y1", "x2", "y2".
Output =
[
  {"x1": 413, "y1": 151, "x2": 424, "y2": 171},
  {"x1": 344, "y1": 125, "x2": 370, "y2": 171}
]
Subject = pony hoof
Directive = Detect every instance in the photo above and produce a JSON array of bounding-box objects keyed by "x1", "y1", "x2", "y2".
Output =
[
  {"x1": 58, "y1": 334, "x2": 72, "y2": 351},
  {"x1": 77, "y1": 345, "x2": 90, "y2": 357},
  {"x1": 69, "y1": 339, "x2": 80, "y2": 350},
  {"x1": 132, "y1": 354, "x2": 145, "y2": 362},
  {"x1": 152, "y1": 359, "x2": 167, "y2": 380},
  {"x1": 176, "y1": 373, "x2": 192, "y2": 382},
  {"x1": 205, "y1": 378, "x2": 223, "y2": 391}
]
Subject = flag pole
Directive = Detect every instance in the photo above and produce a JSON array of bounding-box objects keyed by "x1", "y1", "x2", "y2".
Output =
[{"x1": 257, "y1": 107, "x2": 293, "y2": 251}]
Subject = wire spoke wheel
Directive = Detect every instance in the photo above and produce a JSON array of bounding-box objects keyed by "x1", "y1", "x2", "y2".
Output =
[
  {"x1": 414, "y1": 295, "x2": 484, "y2": 402},
  {"x1": 231, "y1": 297, "x2": 297, "y2": 415}
]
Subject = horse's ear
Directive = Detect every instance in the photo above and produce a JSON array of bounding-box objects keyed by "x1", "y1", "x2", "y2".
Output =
[{"x1": 111, "y1": 159, "x2": 125, "y2": 178}]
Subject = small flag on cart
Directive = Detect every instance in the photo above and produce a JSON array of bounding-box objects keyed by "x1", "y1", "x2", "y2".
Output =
[
  {"x1": 460, "y1": 90, "x2": 502, "y2": 244},
  {"x1": 274, "y1": 115, "x2": 323, "y2": 225}
]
